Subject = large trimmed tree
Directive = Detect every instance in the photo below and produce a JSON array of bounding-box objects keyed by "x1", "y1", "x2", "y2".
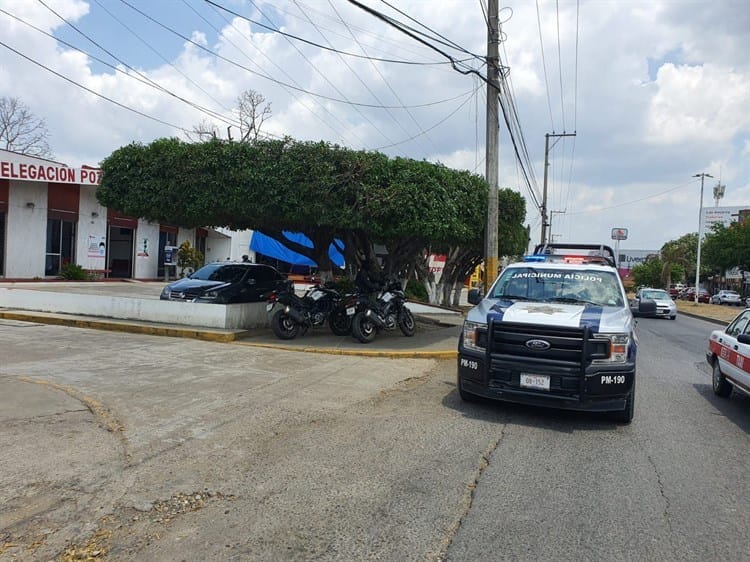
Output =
[{"x1": 97, "y1": 137, "x2": 520, "y2": 292}]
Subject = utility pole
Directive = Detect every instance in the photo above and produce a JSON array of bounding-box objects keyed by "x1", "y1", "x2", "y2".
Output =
[
  {"x1": 693, "y1": 172, "x2": 713, "y2": 305},
  {"x1": 540, "y1": 132, "x2": 576, "y2": 244},
  {"x1": 484, "y1": 0, "x2": 500, "y2": 288}
]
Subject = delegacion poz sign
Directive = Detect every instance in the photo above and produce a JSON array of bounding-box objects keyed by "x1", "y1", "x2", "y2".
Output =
[{"x1": 0, "y1": 159, "x2": 101, "y2": 185}]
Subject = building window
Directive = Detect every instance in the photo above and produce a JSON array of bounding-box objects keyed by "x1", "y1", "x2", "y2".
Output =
[{"x1": 46, "y1": 218, "x2": 76, "y2": 276}]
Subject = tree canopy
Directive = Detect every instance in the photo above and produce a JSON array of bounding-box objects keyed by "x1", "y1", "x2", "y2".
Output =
[
  {"x1": 97, "y1": 137, "x2": 520, "y2": 287},
  {"x1": 702, "y1": 220, "x2": 750, "y2": 273}
]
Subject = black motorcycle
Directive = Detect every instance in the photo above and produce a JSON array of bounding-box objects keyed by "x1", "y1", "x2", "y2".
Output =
[
  {"x1": 267, "y1": 283, "x2": 352, "y2": 340},
  {"x1": 350, "y1": 279, "x2": 416, "y2": 344}
]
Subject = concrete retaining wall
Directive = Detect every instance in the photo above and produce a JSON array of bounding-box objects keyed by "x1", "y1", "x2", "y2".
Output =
[{"x1": 0, "y1": 288, "x2": 268, "y2": 329}]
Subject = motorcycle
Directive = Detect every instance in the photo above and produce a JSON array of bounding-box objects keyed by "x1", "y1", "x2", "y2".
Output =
[
  {"x1": 266, "y1": 283, "x2": 352, "y2": 340},
  {"x1": 350, "y1": 279, "x2": 416, "y2": 344}
]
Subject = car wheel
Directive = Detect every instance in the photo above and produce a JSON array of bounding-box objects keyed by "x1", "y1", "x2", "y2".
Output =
[
  {"x1": 712, "y1": 360, "x2": 732, "y2": 398},
  {"x1": 398, "y1": 308, "x2": 416, "y2": 337},
  {"x1": 351, "y1": 312, "x2": 377, "y2": 344},
  {"x1": 328, "y1": 310, "x2": 352, "y2": 336},
  {"x1": 457, "y1": 374, "x2": 476, "y2": 402},
  {"x1": 610, "y1": 378, "x2": 635, "y2": 424},
  {"x1": 271, "y1": 309, "x2": 300, "y2": 340}
]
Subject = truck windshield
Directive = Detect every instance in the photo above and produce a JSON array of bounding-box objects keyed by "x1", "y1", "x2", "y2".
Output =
[{"x1": 490, "y1": 267, "x2": 624, "y2": 307}]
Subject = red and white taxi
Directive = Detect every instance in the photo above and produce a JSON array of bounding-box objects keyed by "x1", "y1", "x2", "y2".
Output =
[{"x1": 707, "y1": 308, "x2": 750, "y2": 398}]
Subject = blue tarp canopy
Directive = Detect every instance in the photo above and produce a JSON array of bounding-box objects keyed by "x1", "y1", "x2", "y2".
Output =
[{"x1": 250, "y1": 231, "x2": 345, "y2": 268}]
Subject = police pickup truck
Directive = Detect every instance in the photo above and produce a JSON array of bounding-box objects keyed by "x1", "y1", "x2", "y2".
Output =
[{"x1": 457, "y1": 244, "x2": 655, "y2": 423}]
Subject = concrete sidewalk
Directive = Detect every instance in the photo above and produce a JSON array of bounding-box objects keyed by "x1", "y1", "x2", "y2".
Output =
[{"x1": 0, "y1": 280, "x2": 464, "y2": 358}]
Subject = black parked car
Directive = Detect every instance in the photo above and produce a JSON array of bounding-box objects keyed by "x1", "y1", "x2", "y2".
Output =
[{"x1": 160, "y1": 262, "x2": 290, "y2": 304}]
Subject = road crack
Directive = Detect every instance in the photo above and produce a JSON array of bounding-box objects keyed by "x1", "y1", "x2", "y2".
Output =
[{"x1": 431, "y1": 421, "x2": 508, "y2": 561}]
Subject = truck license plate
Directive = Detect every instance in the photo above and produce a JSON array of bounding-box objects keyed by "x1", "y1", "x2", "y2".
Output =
[{"x1": 520, "y1": 373, "x2": 550, "y2": 391}]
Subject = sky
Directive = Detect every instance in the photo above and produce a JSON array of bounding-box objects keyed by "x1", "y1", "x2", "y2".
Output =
[{"x1": 0, "y1": 0, "x2": 748, "y2": 252}]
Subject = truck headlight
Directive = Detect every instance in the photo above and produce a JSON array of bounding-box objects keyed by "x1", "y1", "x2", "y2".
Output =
[
  {"x1": 593, "y1": 333, "x2": 630, "y2": 364},
  {"x1": 462, "y1": 321, "x2": 486, "y2": 352}
]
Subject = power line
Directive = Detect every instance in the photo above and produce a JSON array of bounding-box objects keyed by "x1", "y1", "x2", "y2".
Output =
[
  {"x1": 566, "y1": 179, "x2": 700, "y2": 215},
  {"x1": 193, "y1": 0, "x2": 366, "y2": 147},
  {"x1": 324, "y1": 0, "x2": 437, "y2": 152},
  {"x1": 346, "y1": 0, "x2": 488, "y2": 82},
  {"x1": 117, "y1": 0, "x2": 468, "y2": 111},
  {"x1": 204, "y1": 0, "x2": 464, "y2": 67},
  {"x1": 271, "y1": 0, "x2": 475, "y2": 68},
  {"x1": 378, "y1": 0, "x2": 485, "y2": 62},
  {"x1": 535, "y1": 0, "x2": 555, "y2": 131},
  {"x1": 3, "y1": 7, "x2": 238, "y2": 129},
  {"x1": 0, "y1": 41, "x2": 190, "y2": 133},
  {"x1": 371, "y1": 87, "x2": 477, "y2": 151},
  {"x1": 243, "y1": 0, "x2": 394, "y2": 146},
  {"x1": 555, "y1": 0, "x2": 566, "y2": 131},
  {"x1": 91, "y1": 0, "x2": 233, "y2": 116}
]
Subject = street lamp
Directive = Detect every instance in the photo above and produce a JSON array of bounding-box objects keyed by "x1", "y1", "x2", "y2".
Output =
[{"x1": 693, "y1": 173, "x2": 713, "y2": 305}]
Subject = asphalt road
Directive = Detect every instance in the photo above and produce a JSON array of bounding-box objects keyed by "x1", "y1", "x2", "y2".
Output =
[{"x1": 1, "y1": 314, "x2": 748, "y2": 561}]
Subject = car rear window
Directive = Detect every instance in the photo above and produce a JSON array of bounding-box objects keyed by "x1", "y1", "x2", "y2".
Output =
[{"x1": 191, "y1": 264, "x2": 247, "y2": 283}]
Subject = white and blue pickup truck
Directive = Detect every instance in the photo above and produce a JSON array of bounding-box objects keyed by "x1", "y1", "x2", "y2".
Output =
[{"x1": 457, "y1": 244, "x2": 656, "y2": 423}]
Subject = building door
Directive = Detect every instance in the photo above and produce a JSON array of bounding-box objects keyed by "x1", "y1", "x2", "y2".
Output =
[
  {"x1": 0, "y1": 211, "x2": 5, "y2": 276},
  {"x1": 158, "y1": 228, "x2": 178, "y2": 278},
  {"x1": 45, "y1": 218, "x2": 76, "y2": 276},
  {"x1": 107, "y1": 226, "x2": 134, "y2": 278}
]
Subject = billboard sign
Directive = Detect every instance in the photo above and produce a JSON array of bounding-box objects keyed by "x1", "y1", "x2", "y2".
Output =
[{"x1": 611, "y1": 228, "x2": 628, "y2": 241}]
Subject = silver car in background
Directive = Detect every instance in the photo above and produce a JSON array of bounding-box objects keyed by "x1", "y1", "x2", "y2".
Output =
[
  {"x1": 710, "y1": 290, "x2": 743, "y2": 306},
  {"x1": 634, "y1": 288, "x2": 677, "y2": 320}
]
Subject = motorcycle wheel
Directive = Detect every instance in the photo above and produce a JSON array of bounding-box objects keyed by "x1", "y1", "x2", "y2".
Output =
[
  {"x1": 351, "y1": 312, "x2": 377, "y2": 344},
  {"x1": 271, "y1": 309, "x2": 300, "y2": 340},
  {"x1": 328, "y1": 310, "x2": 352, "y2": 336},
  {"x1": 398, "y1": 308, "x2": 416, "y2": 337}
]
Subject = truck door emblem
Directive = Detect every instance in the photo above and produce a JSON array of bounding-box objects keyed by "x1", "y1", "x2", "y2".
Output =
[{"x1": 525, "y1": 339, "x2": 551, "y2": 351}]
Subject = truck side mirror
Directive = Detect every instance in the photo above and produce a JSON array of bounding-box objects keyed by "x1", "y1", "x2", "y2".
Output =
[{"x1": 468, "y1": 288, "x2": 483, "y2": 305}]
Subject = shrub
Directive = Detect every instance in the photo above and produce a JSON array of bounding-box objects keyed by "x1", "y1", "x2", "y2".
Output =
[
  {"x1": 177, "y1": 241, "x2": 204, "y2": 276},
  {"x1": 405, "y1": 280, "x2": 428, "y2": 302},
  {"x1": 59, "y1": 263, "x2": 88, "y2": 280}
]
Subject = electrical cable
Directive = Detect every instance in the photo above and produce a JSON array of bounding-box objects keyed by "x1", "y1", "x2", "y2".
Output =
[
  {"x1": 91, "y1": 0, "x2": 233, "y2": 116},
  {"x1": 189, "y1": 0, "x2": 366, "y2": 148},
  {"x1": 270, "y1": 0, "x2": 477, "y2": 68},
  {"x1": 118, "y1": 0, "x2": 470, "y2": 110},
  {"x1": 243, "y1": 0, "x2": 394, "y2": 146},
  {"x1": 323, "y1": 0, "x2": 437, "y2": 153},
  {"x1": 565, "y1": 179, "x2": 700, "y2": 215},
  {"x1": 204, "y1": 0, "x2": 465, "y2": 66},
  {"x1": 555, "y1": 0, "x2": 566, "y2": 131},
  {"x1": 378, "y1": 0, "x2": 485, "y2": 62},
  {"x1": 371, "y1": 87, "x2": 477, "y2": 151},
  {"x1": 535, "y1": 0, "x2": 555, "y2": 131},
  {"x1": 346, "y1": 0, "x2": 490, "y2": 84},
  {"x1": 0, "y1": 41, "x2": 190, "y2": 133},
  {"x1": 3, "y1": 7, "x2": 239, "y2": 129}
]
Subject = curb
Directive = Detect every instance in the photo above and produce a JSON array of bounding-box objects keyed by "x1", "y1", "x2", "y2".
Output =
[
  {"x1": 0, "y1": 310, "x2": 247, "y2": 343},
  {"x1": 675, "y1": 310, "x2": 728, "y2": 326},
  {"x1": 0, "y1": 310, "x2": 458, "y2": 358},
  {"x1": 230, "y1": 340, "x2": 457, "y2": 360}
]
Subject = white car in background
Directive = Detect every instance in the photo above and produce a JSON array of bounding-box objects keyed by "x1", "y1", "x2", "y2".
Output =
[
  {"x1": 707, "y1": 308, "x2": 750, "y2": 398},
  {"x1": 634, "y1": 288, "x2": 677, "y2": 320},
  {"x1": 710, "y1": 290, "x2": 743, "y2": 306}
]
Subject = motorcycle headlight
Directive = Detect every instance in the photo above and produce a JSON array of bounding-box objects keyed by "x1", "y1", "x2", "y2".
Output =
[
  {"x1": 593, "y1": 333, "x2": 630, "y2": 364},
  {"x1": 462, "y1": 321, "x2": 486, "y2": 352}
]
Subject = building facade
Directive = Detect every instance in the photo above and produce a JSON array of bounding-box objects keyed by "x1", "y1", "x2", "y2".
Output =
[{"x1": 0, "y1": 149, "x2": 252, "y2": 280}]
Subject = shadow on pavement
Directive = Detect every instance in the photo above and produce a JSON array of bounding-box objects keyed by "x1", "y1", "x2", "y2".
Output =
[{"x1": 692, "y1": 382, "x2": 750, "y2": 435}]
